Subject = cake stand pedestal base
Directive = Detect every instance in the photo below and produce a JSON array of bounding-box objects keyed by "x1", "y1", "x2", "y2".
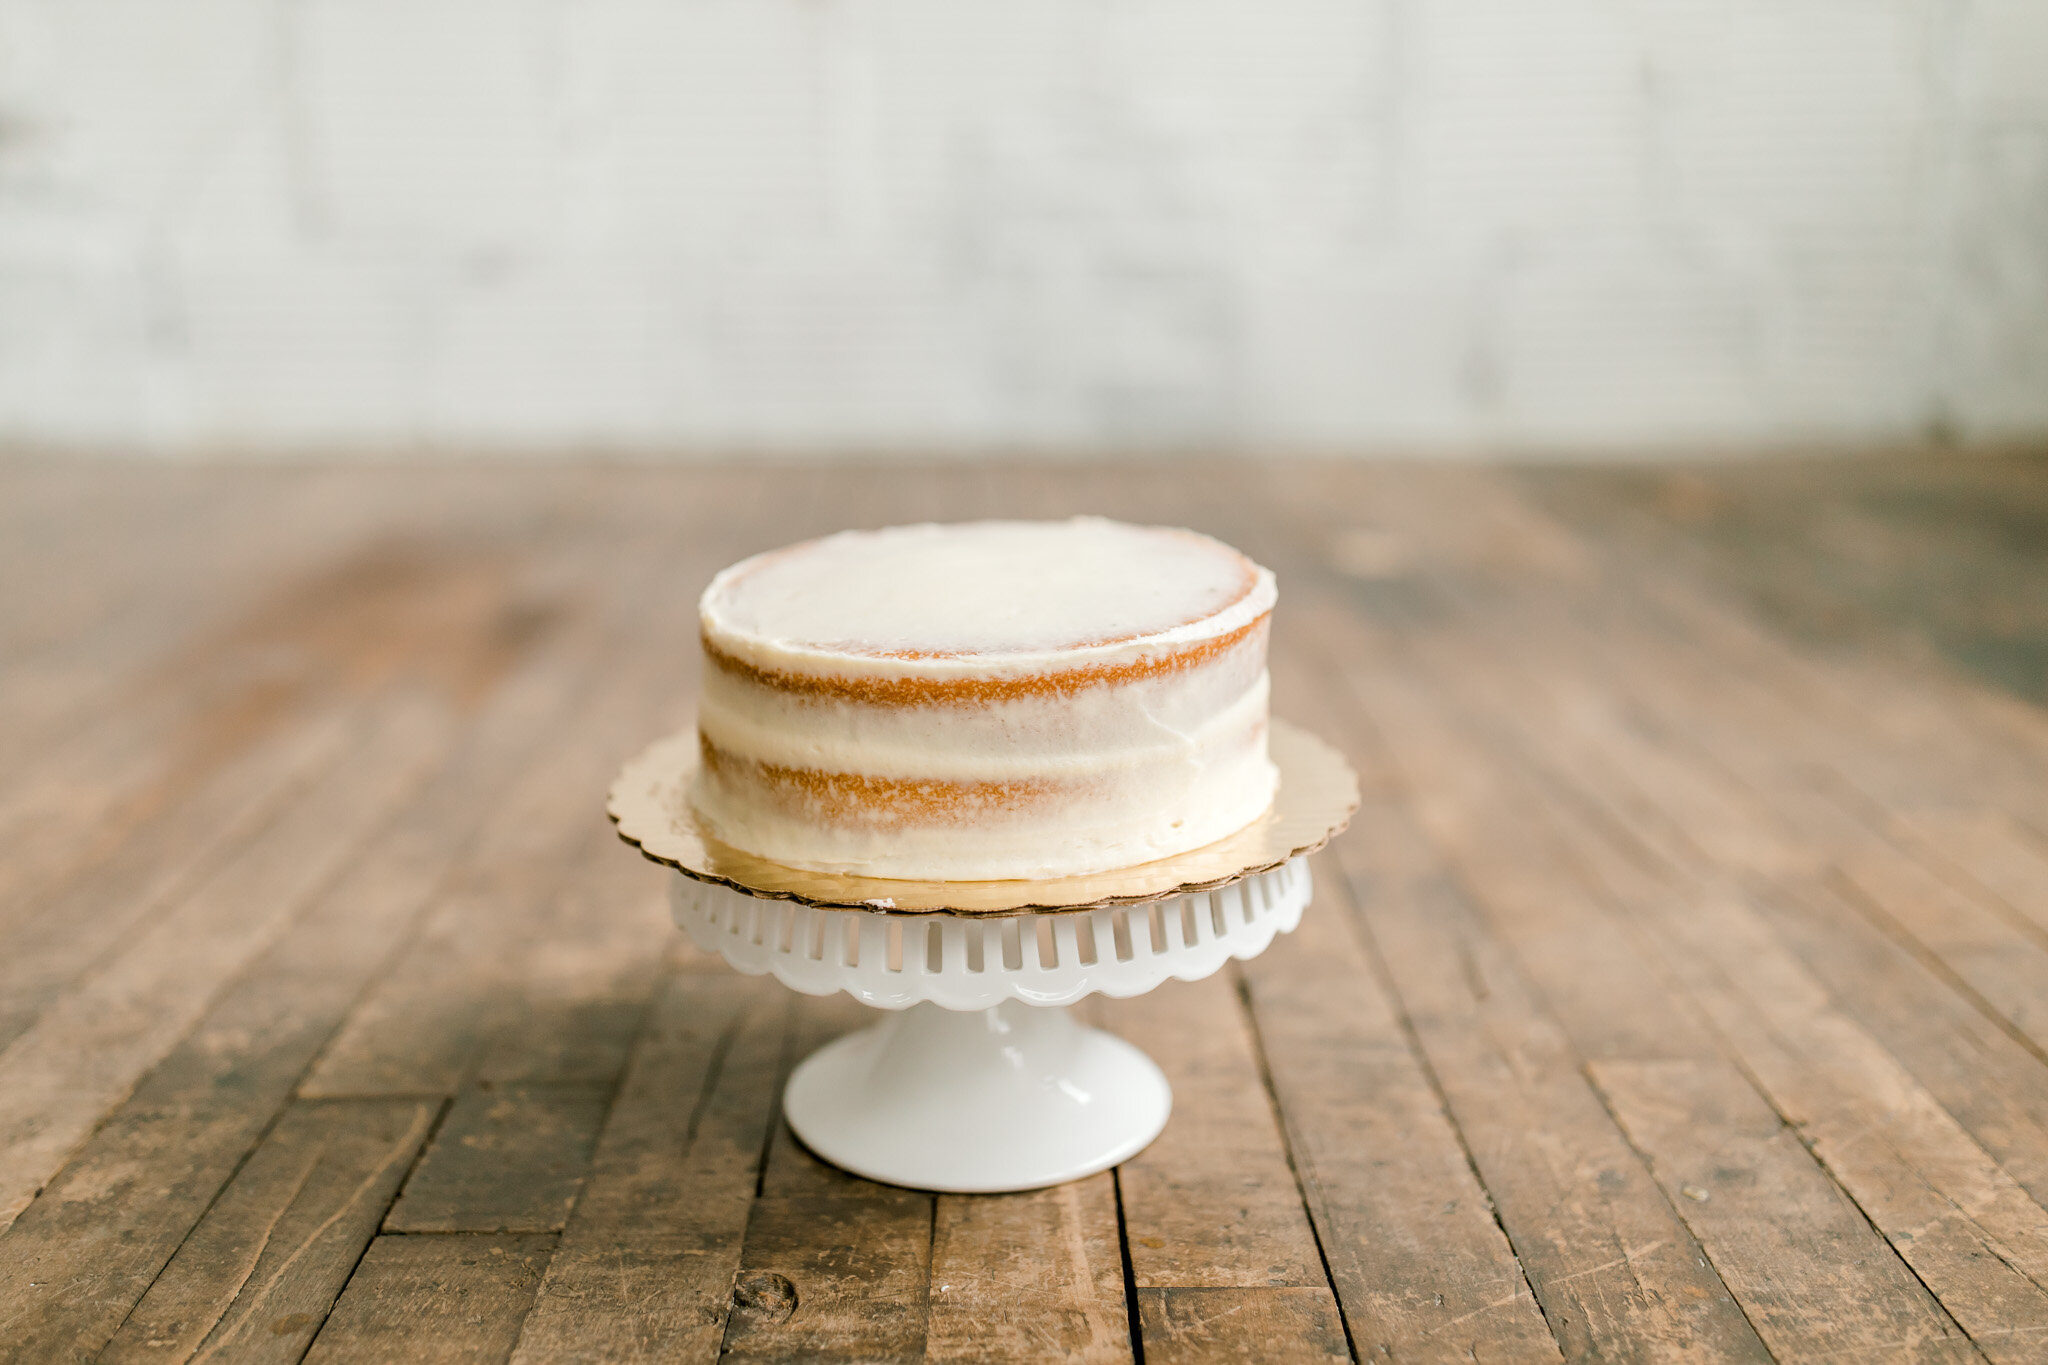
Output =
[
  {"x1": 667, "y1": 856, "x2": 1319, "y2": 1192},
  {"x1": 783, "y1": 999, "x2": 1171, "y2": 1193},
  {"x1": 620, "y1": 718, "x2": 1356, "y2": 1194}
]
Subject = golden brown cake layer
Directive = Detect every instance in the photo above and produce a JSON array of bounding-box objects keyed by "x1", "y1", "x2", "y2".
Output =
[{"x1": 689, "y1": 518, "x2": 1280, "y2": 879}]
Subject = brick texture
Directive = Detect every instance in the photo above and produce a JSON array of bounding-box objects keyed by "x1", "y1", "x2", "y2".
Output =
[{"x1": 0, "y1": 0, "x2": 2044, "y2": 453}]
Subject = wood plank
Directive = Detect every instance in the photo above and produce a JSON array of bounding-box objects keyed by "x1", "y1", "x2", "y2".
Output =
[
  {"x1": 1453, "y1": 606, "x2": 2048, "y2": 1188},
  {"x1": 1273, "y1": 624, "x2": 1773, "y2": 1363},
  {"x1": 302, "y1": 1233, "x2": 555, "y2": 1365},
  {"x1": 1544, "y1": 490, "x2": 2048, "y2": 894},
  {"x1": 0, "y1": 478, "x2": 469, "y2": 911},
  {"x1": 1303, "y1": 638, "x2": 2039, "y2": 1358},
  {"x1": 0, "y1": 700, "x2": 362, "y2": 1049},
  {"x1": 1828, "y1": 843, "x2": 2048, "y2": 1060},
  {"x1": 1482, "y1": 749, "x2": 2048, "y2": 1365},
  {"x1": 1340, "y1": 855, "x2": 1770, "y2": 1362},
  {"x1": 926, "y1": 1175, "x2": 1133, "y2": 1364},
  {"x1": 0, "y1": 467, "x2": 431, "y2": 669},
  {"x1": 1519, "y1": 459, "x2": 2048, "y2": 818},
  {"x1": 1496, "y1": 865, "x2": 2045, "y2": 1355},
  {"x1": 755, "y1": 994, "x2": 885, "y2": 1200},
  {"x1": 292, "y1": 785, "x2": 647, "y2": 1105},
  {"x1": 719, "y1": 990, "x2": 935, "y2": 1362},
  {"x1": 0, "y1": 464, "x2": 419, "y2": 646},
  {"x1": 1102, "y1": 972, "x2": 1328, "y2": 1290},
  {"x1": 0, "y1": 693, "x2": 453, "y2": 1234},
  {"x1": 0, "y1": 469, "x2": 372, "y2": 775},
  {"x1": 1559, "y1": 645, "x2": 2048, "y2": 1212},
  {"x1": 719, "y1": 1190, "x2": 933, "y2": 1364},
  {"x1": 0, "y1": 674, "x2": 348, "y2": 946},
  {"x1": 1631, "y1": 877, "x2": 2048, "y2": 1363},
  {"x1": 1289, "y1": 610, "x2": 2009, "y2": 1359},
  {"x1": 0, "y1": 532, "x2": 672, "y2": 1358},
  {"x1": 0, "y1": 498, "x2": 558, "y2": 952},
  {"x1": 1887, "y1": 809, "x2": 2048, "y2": 944},
  {"x1": 1286, "y1": 509, "x2": 2039, "y2": 1358},
  {"x1": 8, "y1": 458, "x2": 2048, "y2": 1364},
  {"x1": 510, "y1": 976, "x2": 788, "y2": 1364},
  {"x1": 384, "y1": 1086, "x2": 611, "y2": 1234},
  {"x1": 96, "y1": 1098, "x2": 437, "y2": 1365},
  {"x1": 472, "y1": 827, "x2": 674, "y2": 1088},
  {"x1": 1239, "y1": 858, "x2": 1562, "y2": 1363},
  {"x1": 1372, "y1": 545, "x2": 2048, "y2": 1212},
  {"x1": 296, "y1": 487, "x2": 772, "y2": 1100},
  {"x1": 1132, "y1": 1287, "x2": 1350, "y2": 1364},
  {"x1": 0, "y1": 468, "x2": 614, "y2": 944},
  {"x1": 1764, "y1": 874, "x2": 2048, "y2": 1203},
  {"x1": 1587, "y1": 1058, "x2": 1978, "y2": 1361},
  {"x1": 1435, "y1": 569, "x2": 2048, "y2": 1076}
]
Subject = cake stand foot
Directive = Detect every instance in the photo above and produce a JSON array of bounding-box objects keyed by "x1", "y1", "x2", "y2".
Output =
[{"x1": 782, "y1": 999, "x2": 1171, "y2": 1193}]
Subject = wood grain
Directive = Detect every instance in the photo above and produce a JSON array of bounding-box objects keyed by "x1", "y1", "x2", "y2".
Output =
[
  {"x1": 1132, "y1": 1287, "x2": 1351, "y2": 1364},
  {"x1": 0, "y1": 695, "x2": 452, "y2": 1234},
  {"x1": 1296, "y1": 610, "x2": 1996, "y2": 1362},
  {"x1": 302, "y1": 1233, "x2": 555, "y2": 1365},
  {"x1": 510, "y1": 976, "x2": 787, "y2": 1363},
  {"x1": 1320, "y1": 526, "x2": 2048, "y2": 1362},
  {"x1": 99, "y1": 1099, "x2": 438, "y2": 1365},
  {"x1": 1275, "y1": 640, "x2": 1767, "y2": 1360},
  {"x1": 1294, "y1": 464, "x2": 2048, "y2": 1358},
  {"x1": 723, "y1": 991, "x2": 936, "y2": 1363},
  {"x1": 0, "y1": 541, "x2": 663, "y2": 1360},
  {"x1": 719, "y1": 1192, "x2": 934, "y2": 1363},
  {"x1": 1240, "y1": 860, "x2": 1563, "y2": 1364},
  {"x1": 1105, "y1": 973, "x2": 1328, "y2": 1290},
  {"x1": 926, "y1": 1176, "x2": 1133, "y2": 1364},
  {"x1": 384, "y1": 1086, "x2": 611, "y2": 1234},
  {"x1": 1587, "y1": 1058, "x2": 1978, "y2": 1361},
  {"x1": 1, "y1": 456, "x2": 2045, "y2": 1362}
]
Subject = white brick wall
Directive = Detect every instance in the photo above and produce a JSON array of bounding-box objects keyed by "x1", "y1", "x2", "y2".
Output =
[{"x1": 2, "y1": 0, "x2": 2044, "y2": 455}]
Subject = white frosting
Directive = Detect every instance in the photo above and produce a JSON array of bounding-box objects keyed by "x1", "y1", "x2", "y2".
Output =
[
  {"x1": 701, "y1": 517, "x2": 1276, "y2": 679},
  {"x1": 691, "y1": 518, "x2": 1279, "y2": 880}
]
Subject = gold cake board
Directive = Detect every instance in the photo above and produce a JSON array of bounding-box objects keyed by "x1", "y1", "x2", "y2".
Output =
[{"x1": 608, "y1": 718, "x2": 1358, "y2": 915}]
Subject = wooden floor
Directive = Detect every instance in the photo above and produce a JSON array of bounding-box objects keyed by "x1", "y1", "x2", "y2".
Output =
[{"x1": 4, "y1": 454, "x2": 2048, "y2": 1364}]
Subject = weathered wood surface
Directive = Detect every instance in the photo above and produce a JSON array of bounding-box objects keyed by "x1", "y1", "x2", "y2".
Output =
[{"x1": 2, "y1": 452, "x2": 2046, "y2": 1363}]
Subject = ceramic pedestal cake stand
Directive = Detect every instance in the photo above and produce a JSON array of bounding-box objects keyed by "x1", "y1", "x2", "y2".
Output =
[{"x1": 610, "y1": 720, "x2": 1357, "y2": 1194}]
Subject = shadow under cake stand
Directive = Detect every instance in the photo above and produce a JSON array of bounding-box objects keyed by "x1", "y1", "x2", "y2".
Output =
[{"x1": 609, "y1": 720, "x2": 1358, "y2": 1194}]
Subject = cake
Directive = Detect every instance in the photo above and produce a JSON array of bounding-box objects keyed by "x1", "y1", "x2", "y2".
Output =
[{"x1": 689, "y1": 517, "x2": 1279, "y2": 880}]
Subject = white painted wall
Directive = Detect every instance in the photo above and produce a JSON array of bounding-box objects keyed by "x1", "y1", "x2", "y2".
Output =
[{"x1": 2, "y1": 0, "x2": 2044, "y2": 456}]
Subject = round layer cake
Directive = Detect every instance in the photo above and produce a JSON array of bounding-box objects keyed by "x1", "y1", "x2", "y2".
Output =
[{"x1": 689, "y1": 517, "x2": 1278, "y2": 880}]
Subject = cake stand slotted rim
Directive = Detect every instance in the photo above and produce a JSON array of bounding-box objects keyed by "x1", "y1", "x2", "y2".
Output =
[
  {"x1": 609, "y1": 716, "x2": 1358, "y2": 914},
  {"x1": 671, "y1": 855, "x2": 1311, "y2": 1011},
  {"x1": 615, "y1": 717, "x2": 1357, "y2": 1193},
  {"x1": 667, "y1": 857, "x2": 1312, "y2": 1192}
]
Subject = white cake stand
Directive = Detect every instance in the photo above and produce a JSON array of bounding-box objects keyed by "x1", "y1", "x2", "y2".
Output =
[
  {"x1": 612, "y1": 718, "x2": 1356, "y2": 1194},
  {"x1": 669, "y1": 857, "x2": 1312, "y2": 1192}
]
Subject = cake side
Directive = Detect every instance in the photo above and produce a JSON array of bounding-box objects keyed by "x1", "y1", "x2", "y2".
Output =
[{"x1": 689, "y1": 518, "x2": 1279, "y2": 881}]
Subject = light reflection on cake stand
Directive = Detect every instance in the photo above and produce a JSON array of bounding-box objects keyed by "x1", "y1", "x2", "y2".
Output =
[{"x1": 610, "y1": 720, "x2": 1357, "y2": 1194}]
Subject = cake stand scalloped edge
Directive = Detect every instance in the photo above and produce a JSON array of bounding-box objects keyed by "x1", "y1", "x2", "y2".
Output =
[{"x1": 609, "y1": 716, "x2": 1358, "y2": 914}]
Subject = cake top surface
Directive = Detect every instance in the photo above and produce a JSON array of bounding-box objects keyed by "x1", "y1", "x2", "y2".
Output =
[{"x1": 702, "y1": 517, "x2": 1273, "y2": 662}]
